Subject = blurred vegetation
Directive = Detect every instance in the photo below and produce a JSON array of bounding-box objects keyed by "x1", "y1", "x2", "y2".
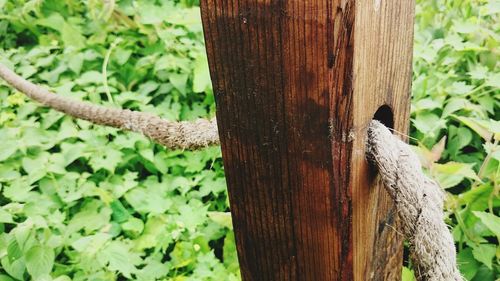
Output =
[
  {"x1": 0, "y1": 1, "x2": 235, "y2": 281},
  {"x1": 409, "y1": 0, "x2": 499, "y2": 279},
  {"x1": 0, "y1": 0, "x2": 498, "y2": 280}
]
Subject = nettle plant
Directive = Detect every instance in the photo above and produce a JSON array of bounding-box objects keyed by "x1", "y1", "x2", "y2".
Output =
[{"x1": 0, "y1": 0, "x2": 498, "y2": 281}]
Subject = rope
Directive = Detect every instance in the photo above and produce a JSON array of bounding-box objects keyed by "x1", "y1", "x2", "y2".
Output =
[
  {"x1": 0, "y1": 63, "x2": 462, "y2": 280},
  {"x1": 367, "y1": 120, "x2": 463, "y2": 281},
  {"x1": 0, "y1": 63, "x2": 219, "y2": 150}
]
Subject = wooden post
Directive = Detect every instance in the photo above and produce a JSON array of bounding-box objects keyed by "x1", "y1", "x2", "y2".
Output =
[{"x1": 200, "y1": 1, "x2": 415, "y2": 280}]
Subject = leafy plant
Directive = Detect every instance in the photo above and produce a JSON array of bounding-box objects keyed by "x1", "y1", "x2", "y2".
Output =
[
  {"x1": 407, "y1": 0, "x2": 500, "y2": 279},
  {"x1": 0, "y1": 1, "x2": 237, "y2": 280}
]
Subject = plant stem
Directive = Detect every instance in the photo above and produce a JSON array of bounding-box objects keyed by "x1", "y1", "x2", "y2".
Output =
[{"x1": 102, "y1": 38, "x2": 122, "y2": 104}]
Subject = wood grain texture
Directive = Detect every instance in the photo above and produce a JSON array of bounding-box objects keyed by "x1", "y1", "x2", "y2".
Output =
[{"x1": 200, "y1": 1, "x2": 415, "y2": 280}]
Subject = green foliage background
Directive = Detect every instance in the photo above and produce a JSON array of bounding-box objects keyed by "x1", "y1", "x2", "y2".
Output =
[{"x1": 0, "y1": 0, "x2": 498, "y2": 280}]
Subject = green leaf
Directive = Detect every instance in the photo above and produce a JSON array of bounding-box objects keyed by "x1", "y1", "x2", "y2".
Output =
[
  {"x1": 457, "y1": 248, "x2": 479, "y2": 280},
  {"x1": 432, "y1": 162, "x2": 481, "y2": 189},
  {"x1": 170, "y1": 241, "x2": 196, "y2": 269},
  {"x1": 135, "y1": 258, "x2": 169, "y2": 281},
  {"x1": 125, "y1": 186, "x2": 172, "y2": 214},
  {"x1": 453, "y1": 21, "x2": 479, "y2": 34},
  {"x1": 485, "y1": 72, "x2": 500, "y2": 88},
  {"x1": 121, "y1": 217, "x2": 144, "y2": 238},
  {"x1": 413, "y1": 112, "x2": 445, "y2": 136},
  {"x1": 7, "y1": 239, "x2": 22, "y2": 263},
  {"x1": 402, "y1": 266, "x2": 415, "y2": 281},
  {"x1": 104, "y1": 172, "x2": 139, "y2": 198},
  {"x1": 61, "y1": 23, "x2": 85, "y2": 49},
  {"x1": 110, "y1": 200, "x2": 130, "y2": 223},
  {"x1": 477, "y1": 96, "x2": 495, "y2": 115},
  {"x1": 76, "y1": 71, "x2": 103, "y2": 85},
  {"x1": 36, "y1": 13, "x2": 85, "y2": 49},
  {"x1": 134, "y1": 215, "x2": 170, "y2": 251},
  {"x1": 25, "y1": 245, "x2": 55, "y2": 279},
  {"x1": 193, "y1": 55, "x2": 211, "y2": 93},
  {"x1": 447, "y1": 126, "x2": 473, "y2": 157},
  {"x1": 458, "y1": 184, "x2": 497, "y2": 211},
  {"x1": 0, "y1": 141, "x2": 17, "y2": 161},
  {"x1": 55, "y1": 173, "x2": 94, "y2": 203},
  {"x1": 223, "y1": 231, "x2": 239, "y2": 272},
  {"x1": 176, "y1": 203, "x2": 207, "y2": 231},
  {"x1": 0, "y1": 209, "x2": 13, "y2": 224},
  {"x1": 36, "y1": 13, "x2": 66, "y2": 31},
  {"x1": 447, "y1": 81, "x2": 474, "y2": 95},
  {"x1": 3, "y1": 178, "x2": 37, "y2": 202},
  {"x1": 53, "y1": 275, "x2": 72, "y2": 281},
  {"x1": 89, "y1": 148, "x2": 123, "y2": 172},
  {"x1": 60, "y1": 142, "x2": 86, "y2": 166},
  {"x1": 183, "y1": 151, "x2": 208, "y2": 173},
  {"x1": 0, "y1": 274, "x2": 15, "y2": 281},
  {"x1": 472, "y1": 244, "x2": 496, "y2": 269},
  {"x1": 137, "y1": 2, "x2": 168, "y2": 24},
  {"x1": 0, "y1": 257, "x2": 25, "y2": 281},
  {"x1": 137, "y1": 81, "x2": 159, "y2": 96},
  {"x1": 67, "y1": 200, "x2": 111, "y2": 234},
  {"x1": 139, "y1": 148, "x2": 155, "y2": 163},
  {"x1": 199, "y1": 175, "x2": 226, "y2": 196},
  {"x1": 68, "y1": 53, "x2": 84, "y2": 74},
  {"x1": 22, "y1": 152, "x2": 49, "y2": 174},
  {"x1": 469, "y1": 65, "x2": 489, "y2": 80},
  {"x1": 442, "y1": 98, "x2": 469, "y2": 117},
  {"x1": 153, "y1": 152, "x2": 170, "y2": 174},
  {"x1": 471, "y1": 265, "x2": 495, "y2": 281},
  {"x1": 453, "y1": 116, "x2": 493, "y2": 141},
  {"x1": 208, "y1": 212, "x2": 233, "y2": 229},
  {"x1": 100, "y1": 241, "x2": 142, "y2": 278},
  {"x1": 483, "y1": 0, "x2": 500, "y2": 14},
  {"x1": 71, "y1": 233, "x2": 111, "y2": 255},
  {"x1": 113, "y1": 48, "x2": 133, "y2": 65},
  {"x1": 169, "y1": 72, "x2": 189, "y2": 95},
  {"x1": 473, "y1": 211, "x2": 500, "y2": 237}
]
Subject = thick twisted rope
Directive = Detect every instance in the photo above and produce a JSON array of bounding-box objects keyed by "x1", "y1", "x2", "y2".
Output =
[
  {"x1": 367, "y1": 120, "x2": 463, "y2": 281},
  {"x1": 0, "y1": 63, "x2": 461, "y2": 280},
  {"x1": 0, "y1": 63, "x2": 219, "y2": 150}
]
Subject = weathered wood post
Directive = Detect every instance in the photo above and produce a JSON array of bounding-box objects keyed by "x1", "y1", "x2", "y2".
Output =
[{"x1": 200, "y1": 1, "x2": 415, "y2": 280}]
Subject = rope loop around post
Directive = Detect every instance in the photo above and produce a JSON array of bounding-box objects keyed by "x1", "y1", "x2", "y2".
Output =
[{"x1": 367, "y1": 120, "x2": 463, "y2": 281}]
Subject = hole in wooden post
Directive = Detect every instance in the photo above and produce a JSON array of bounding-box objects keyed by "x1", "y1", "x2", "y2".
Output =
[
  {"x1": 368, "y1": 105, "x2": 395, "y2": 180},
  {"x1": 373, "y1": 104, "x2": 394, "y2": 130}
]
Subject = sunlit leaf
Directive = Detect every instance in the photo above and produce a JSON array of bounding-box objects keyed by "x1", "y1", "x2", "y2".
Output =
[
  {"x1": 432, "y1": 162, "x2": 481, "y2": 189},
  {"x1": 453, "y1": 115, "x2": 493, "y2": 141},
  {"x1": 472, "y1": 244, "x2": 496, "y2": 269},
  {"x1": 457, "y1": 248, "x2": 479, "y2": 280},
  {"x1": 473, "y1": 211, "x2": 500, "y2": 238},
  {"x1": 25, "y1": 246, "x2": 54, "y2": 279}
]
